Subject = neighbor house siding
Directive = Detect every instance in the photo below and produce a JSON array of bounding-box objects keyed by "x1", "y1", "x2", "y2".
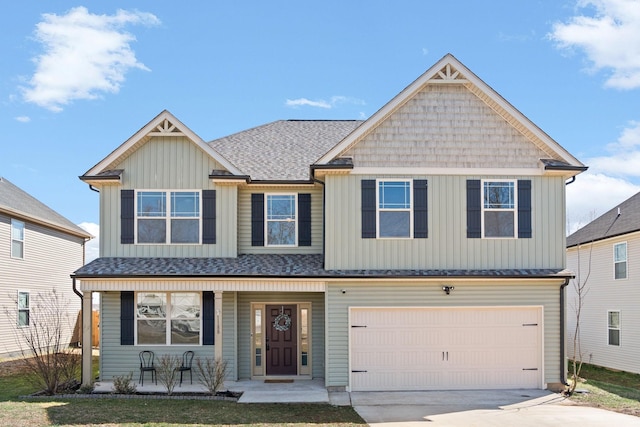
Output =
[
  {"x1": 0, "y1": 213, "x2": 84, "y2": 358},
  {"x1": 99, "y1": 136, "x2": 237, "y2": 257},
  {"x1": 324, "y1": 174, "x2": 566, "y2": 270},
  {"x1": 236, "y1": 292, "x2": 325, "y2": 379},
  {"x1": 237, "y1": 187, "x2": 323, "y2": 255},
  {"x1": 566, "y1": 232, "x2": 640, "y2": 374},
  {"x1": 325, "y1": 281, "x2": 562, "y2": 389}
]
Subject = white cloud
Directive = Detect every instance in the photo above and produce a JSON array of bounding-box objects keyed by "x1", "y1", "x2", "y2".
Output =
[
  {"x1": 285, "y1": 96, "x2": 366, "y2": 109},
  {"x1": 78, "y1": 222, "x2": 100, "y2": 262},
  {"x1": 15, "y1": 116, "x2": 31, "y2": 123},
  {"x1": 22, "y1": 7, "x2": 160, "y2": 111},
  {"x1": 549, "y1": 0, "x2": 640, "y2": 89},
  {"x1": 585, "y1": 121, "x2": 640, "y2": 177}
]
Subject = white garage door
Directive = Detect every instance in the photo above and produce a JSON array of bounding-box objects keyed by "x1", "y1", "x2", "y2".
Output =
[{"x1": 349, "y1": 306, "x2": 543, "y2": 391}]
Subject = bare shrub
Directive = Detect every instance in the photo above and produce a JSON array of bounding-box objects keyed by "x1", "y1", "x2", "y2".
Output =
[
  {"x1": 195, "y1": 357, "x2": 228, "y2": 394},
  {"x1": 112, "y1": 372, "x2": 137, "y2": 394},
  {"x1": 156, "y1": 354, "x2": 181, "y2": 395}
]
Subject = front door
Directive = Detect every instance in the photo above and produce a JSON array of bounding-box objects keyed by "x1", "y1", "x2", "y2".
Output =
[{"x1": 266, "y1": 305, "x2": 297, "y2": 375}]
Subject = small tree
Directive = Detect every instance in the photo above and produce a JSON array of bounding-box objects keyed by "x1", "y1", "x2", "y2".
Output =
[
  {"x1": 156, "y1": 354, "x2": 181, "y2": 395},
  {"x1": 3, "y1": 288, "x2": 80, "y2": 395},
  {"x1": 196, "y1": 357, "x2": 228, "y2": 394}
]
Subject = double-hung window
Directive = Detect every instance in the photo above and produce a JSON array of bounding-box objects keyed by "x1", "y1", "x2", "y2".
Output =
[
  {"x1": 11, "y1": 219, "x2": 24, "y2": 259},
  {"x1": 614, "y1": 242, "x2": 627, "y2": 280},
  {"x1": 17, "y1": 291, "x2": 29, "y2": 327},
  {"x1": 377, "y1": 180, "x2": 412, "y2": 238},
  {"x1": 266, "y1": 194, "x2": 297, "y2": 246},
  {"x1": 136, "y1": 191, "x2": 200, "y2": 244},
  {"x1": 482, "y1": 180, "x2": 516, "y2": 238},
  {"x1": 608, "y1": 310, "x2": 620, "y2": 346},
  {"x1": 136, "y1": 292, "x2": 201, "y2": 345}
]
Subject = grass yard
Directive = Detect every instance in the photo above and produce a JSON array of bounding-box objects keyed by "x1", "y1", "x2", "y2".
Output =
[{"x1": 0, "y1": 357, "x2": 365, "y2": 427}]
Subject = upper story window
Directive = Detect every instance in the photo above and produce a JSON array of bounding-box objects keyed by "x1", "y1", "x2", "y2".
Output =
[
  {"x1": 17, "y1": 291, "x2": 29, "y2": 327},
  {"x1": 11, "y1": 219, "x2": 24, "y2": 259},
  {"x1": 608, "y1": 310, "x2": 620, "y2": 346},
  {"x1": 136, "y1": 191, "x2": 200, "y2": 244},
  {"x1": 136, "y1": 292, "x2": 201, "y2": 345},
  {"x1": 377, "y1": 180, "x2": 412, "y2": 238},
  {"x1": 483, "y1": 180, "x2": 516, "y2": 238},
  {"x1": 266, "y1": 194, "x2": 297, "y2": 246},
  {"x1": 614, "y1": 242, "x2": 627, "y2": 280}
]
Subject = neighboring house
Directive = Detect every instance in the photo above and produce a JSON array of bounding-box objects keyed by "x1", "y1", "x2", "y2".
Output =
[
  {"x1": 74, "y1": 54, "x2": 586, "y2": 392},
  {"x1": 566, "y1": 191, "x2": 640, "y2": 375},
  {"x1": 0, "y1": 177, "x2": 91, "y2": 359}
]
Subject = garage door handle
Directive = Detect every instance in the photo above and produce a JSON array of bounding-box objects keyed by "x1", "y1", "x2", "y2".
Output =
[
  {"x1": 522, "y1": 368, "x2": 538, "y2": 371},
  {"x1": 351, "y1": 370, "x2": 368, "y2": 373},
  {"x1": 522, "y1": 323, "x2": 538, "y2": 326}
]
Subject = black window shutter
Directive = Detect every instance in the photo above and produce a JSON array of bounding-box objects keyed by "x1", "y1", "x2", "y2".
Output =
[
  {"x1": 202, "y1": 291, "x2": 215, "y2": 345},
  {"x1": 202, "y1": 190, "x2": 216, "y2": 244},
  {"x1": 121, "y1": 190, "x2": 134, "y2": 244},
  {"x1": 251, "y1": 193, "x2": 265, "y2": 246},
  {"x1": 298, "y1": 193, "x2": 312, "y2": 246},
  {"x1": 120, "y1": 291, "x2": 134, "y2": 345},
  {"x1": 361, "y1": 180, "x2": 376, "y2": 238},
  {"x1": 518, "y1": 180, "x2": 532, "y2": 238},
  {"x1": 467, "y1": 180, "x2": 482, "y2": 238},
  {"x1": 413, "y1": 180, "x2": 428, "y2": 238}
]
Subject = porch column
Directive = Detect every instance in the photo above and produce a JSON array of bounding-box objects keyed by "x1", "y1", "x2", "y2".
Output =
[
  {"x1": 81, "y1": 290, "x2": 93, "y2": 386},
  {"x1": 214, "y1": 291, "x2": 223, "y2": 360}
]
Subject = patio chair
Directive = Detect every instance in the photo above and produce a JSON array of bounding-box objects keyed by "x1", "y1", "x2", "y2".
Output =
[
  {"x1": 139, "y1": 350, "x2": 157, "y2": 386},
  {"x1": 177, "y1": 350, "x2": 194, "y2": 386}
]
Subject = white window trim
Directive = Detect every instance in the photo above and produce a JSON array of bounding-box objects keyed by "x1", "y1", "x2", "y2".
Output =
[
  {"x1": 607, "y1": 310, "x2": 621, "y2": 347},
  {"x1": 17, "y1": 290, "x2": 29, "y2": 327},
  {"x1": 11, "y1": 219, "x2": 25, "y2": 259},
  {"x1": 376, "y1": 178, "x2": 413, "y2": 239},
  {"x1": 481, "y1": 179, "x2": 518, "y2": 239},
  {"x1": 134, "y1": 291, "x2": 202, "y2": 346},
  {"x1": 613, "y1": 242, "x2": 627, "y2": 280},
  {"x1": 134, "y1": 190, "x2": 202, "y2": 245},
  {"x1": 265, "y1": 193, "x2": 298, "y2": 247}
]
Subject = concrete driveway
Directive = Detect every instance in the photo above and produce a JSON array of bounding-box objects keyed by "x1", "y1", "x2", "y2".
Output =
[{"x1": 350, "y1": 389, "x2": 640, "y2": 426}]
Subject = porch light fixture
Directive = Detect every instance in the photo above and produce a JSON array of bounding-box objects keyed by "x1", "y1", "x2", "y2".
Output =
[{"x1": 442, "y1": 286, "x2": 454, "y2": 295}]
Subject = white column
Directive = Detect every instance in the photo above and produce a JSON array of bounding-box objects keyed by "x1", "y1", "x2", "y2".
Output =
[
  {"x1": 81, "y1": 291, "x2": 93, "y2": 385},
  {"x1": 214, "y1": 291, "x2": 223, "y2": 360}
]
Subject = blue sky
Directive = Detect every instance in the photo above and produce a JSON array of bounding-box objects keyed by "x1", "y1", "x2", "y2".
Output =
[{"x1": 3, "y1": 1, "x2": 640, "y2": 260}]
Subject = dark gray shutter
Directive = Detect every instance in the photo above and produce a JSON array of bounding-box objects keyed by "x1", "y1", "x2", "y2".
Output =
[
  {"x1": 251, "y1": 193, "x2": 265, "y2": 246},
  {"x1": 413, "y1": 180, "x2": 428, "y2": 238},
  {"x1": 298, "y1": 193, "x2": 311, "y2": 246},
  {"x1": 202, "y1": 190, "x2": 216, "y2": 244},
  {"x1": 467, "y1": 180, "x2": 482, "y2": 238},
  {"x1": 517, "y1": 180, "x2": 532, "y2": 238},
  {"x1": 120, "y1": 291, "x2": 134, "y2": 345},
  {"x1": 202, "y1": 291, "x2": 215, "y2": 345},
  {"x1": 121, "y1": 190, "x2": 134, "y2": 244},
  {"x1": 361, "y1": 180, "x2": 376, "y2": 238}
]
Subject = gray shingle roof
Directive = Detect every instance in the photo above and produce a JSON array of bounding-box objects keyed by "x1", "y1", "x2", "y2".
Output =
[
  {"x1": 0, "y1": 177, "x2": 91, "y2": 238},
  {"x1": 567, "y1": 191, "x2": 640, "y2": 247},
  {"x1": 208, "y1": 120, "x2": 363, "y2": 181},
  {"x1": 73, "y1": 254, "x2": 572, "y2": 279}
]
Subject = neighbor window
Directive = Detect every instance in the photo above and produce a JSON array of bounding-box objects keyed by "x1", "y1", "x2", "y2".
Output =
[
  {"x1": 608, "y1": 310, "x2": 620, "y2": 346},
  {"x1": 136, "y1": 191, "x2": 200, "y2": 244},
  {"x1": 136, "y1": 292, "x2": 201, "y2": 345},
  {"x1": 17, "y1": 291, "x2": 29, "y2": 327},
  {"x1": 11, "y1": 219, "x2": 24, "y2": 259},
  {"x1": 483, "y1": 180, "x2": 516, "y2": 238},
  {"x1": 377, "y1": 180, "x2": 412, "y2": 238},
  {"x1": 614, "y1": 242, "x2": 627, "y2": 280},
  {"x1": 266, "y1": 194, "x2": 297, "y2": 246}
]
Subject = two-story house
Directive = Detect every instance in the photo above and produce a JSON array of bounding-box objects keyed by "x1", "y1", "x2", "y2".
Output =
[
  {"x1": 73, "y1": 54, "x2": 586, "y2": 392},
  {"x1": 566, "y1": 191, "x2": 640, "y2": 375},
  {"x1": 0, "y1": 177, "x2": 91, "y2": 359}
]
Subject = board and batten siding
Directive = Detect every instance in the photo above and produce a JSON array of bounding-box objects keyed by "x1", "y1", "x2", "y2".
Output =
[
  {"x1": 324, "y1": 174, "x2": 566, "y2": 270},
  {"x1": 236, "y1": 292, "x2": 325, "y2": 379},
  {"x1": 566, "y1": 232, "x2": 640, "y2": 374},
  {"x1": 325, "y1": 281, "x2": 562, "y2": 389},
  {"x1": 0, "y1": 214, "x2": 85, "y2": 358},
  {"x1": 237, "y1": 187, "x2": 323, "y2": 255},
  {"x1": 99, "y1": 135, "x2": 237, "y2": 257},
  {"x1": 100, "y1": 292, "x2": 217, "y2": 381}
]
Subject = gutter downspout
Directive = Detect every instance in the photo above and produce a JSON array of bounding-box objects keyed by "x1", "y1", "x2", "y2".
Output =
[
  {"x1": 72, "y1": 276, "x2": 84, "y2": 383},
  {"x1": 312, "y1": 177, "x2": 326, "y2": 268},
  {"x1": 560, "y1": 277, "x2": 571, "y2": 387}
]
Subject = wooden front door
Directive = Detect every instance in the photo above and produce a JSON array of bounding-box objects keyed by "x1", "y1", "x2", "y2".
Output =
[{"x1": 266, "y1": 305, "x2": 297, "y2": 375}]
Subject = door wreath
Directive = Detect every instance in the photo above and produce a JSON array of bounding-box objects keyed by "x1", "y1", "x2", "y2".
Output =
[{"x1": 273, "y1": 311, "x2": 292, "y2": 332}]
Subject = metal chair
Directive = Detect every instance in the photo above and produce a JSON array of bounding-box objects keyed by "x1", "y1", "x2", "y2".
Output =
[
  {"x1": 177, "y1": 350, "x2": 194, "y2": 386},
  {"x1": 139, "y1": 350, "x2": 156, "y2": 386}
]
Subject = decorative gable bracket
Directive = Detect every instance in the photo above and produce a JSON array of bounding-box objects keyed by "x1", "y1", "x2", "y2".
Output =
[
  {"x1": 148, "y1": 119, "x2": 185, "y2": 136},
  {"x1": 428, "y1": 64, "x2": 469, "y2": 84}
]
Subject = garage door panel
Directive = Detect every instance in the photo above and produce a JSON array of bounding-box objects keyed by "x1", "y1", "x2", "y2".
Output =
[{"x1": 350, "y1": 307, "x2": 542, "y2": 391}]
